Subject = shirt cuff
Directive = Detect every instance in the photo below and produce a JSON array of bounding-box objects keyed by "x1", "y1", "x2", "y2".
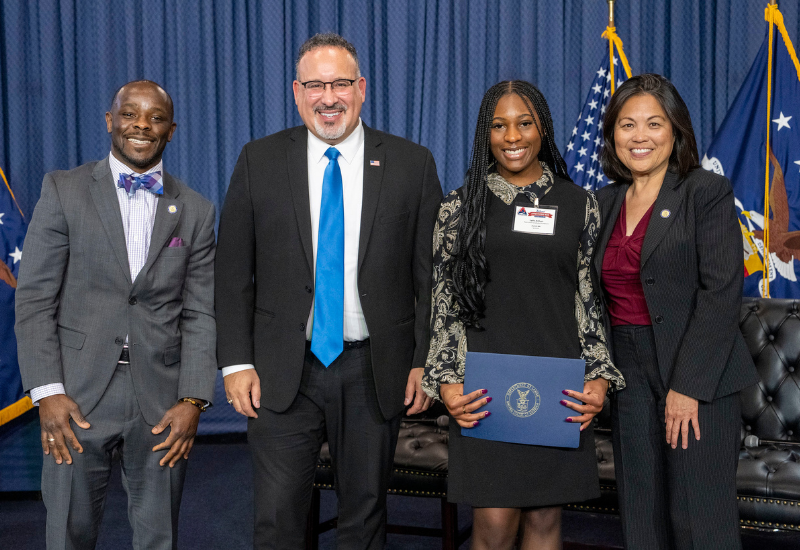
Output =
[
  {"x1": 221, "y1": 364, "x2": 255, "y2": 377},
  {"x1": 30, "y1": 383, "x2": 66, "y2": 405}
]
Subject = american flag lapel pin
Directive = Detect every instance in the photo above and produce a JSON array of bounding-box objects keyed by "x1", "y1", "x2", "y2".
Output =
[{"x1": 370, "y1": 160, "x2": 380, "y2": 167}]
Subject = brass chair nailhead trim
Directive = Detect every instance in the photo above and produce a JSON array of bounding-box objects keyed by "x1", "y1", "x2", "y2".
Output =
[{"x1": 387, "y1": 488, "x2": 446, "y2": 497}]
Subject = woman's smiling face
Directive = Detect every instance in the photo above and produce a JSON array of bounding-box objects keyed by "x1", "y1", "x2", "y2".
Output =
[
  {"x1": 490, "y1": 93, "x2": 543, "y2": 186},
  {"x1": 613, "y1": 93, "x2": 675, "y2": 181}
]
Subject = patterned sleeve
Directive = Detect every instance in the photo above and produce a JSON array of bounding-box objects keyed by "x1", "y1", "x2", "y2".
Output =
[
  {"x1": 576, "y1": 193, "x2": 626, "y2": 391},
  {"x1": 421, "y1": 191, "x2": 468, "y2": 401}
]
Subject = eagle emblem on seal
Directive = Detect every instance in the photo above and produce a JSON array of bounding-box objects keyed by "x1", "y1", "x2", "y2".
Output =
[{"x1": 505, "y1": 382, "x2": 541, "y2": 418}]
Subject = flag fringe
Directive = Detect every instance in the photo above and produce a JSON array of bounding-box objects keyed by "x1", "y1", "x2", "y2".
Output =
[
  {"x1": 766, "y1": 6, "x2": 800, "y2": 83},
  {"x1": 0, "y1": 396, "x2": 33, "y2": 426},
  {"x1": 0, "y1": 166, "x2": 24, "y2": 219},
  {"x1": 602, "y1": 25, "x2": 633, "y2": 96}
]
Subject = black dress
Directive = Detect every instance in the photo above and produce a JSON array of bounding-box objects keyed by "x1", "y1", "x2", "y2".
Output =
[{"x1": 422, "y1": 165, "x2": 624, "y2": 507}]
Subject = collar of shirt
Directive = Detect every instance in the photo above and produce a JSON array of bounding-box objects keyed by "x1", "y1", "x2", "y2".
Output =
[
  {"x1": 306, "y1": 119, "x2": 364, "y2": 167},
  {"x1": 108, "y1": 152, "x2": 164, "y2": 189},
  {"x1": 486, "y1": 161, "x2": 554, "y2": 205}
]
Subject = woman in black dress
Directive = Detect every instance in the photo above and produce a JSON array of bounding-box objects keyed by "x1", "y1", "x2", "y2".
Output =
[{"x1": 421, "y1": 80, "x2": 625, "y2": 550}]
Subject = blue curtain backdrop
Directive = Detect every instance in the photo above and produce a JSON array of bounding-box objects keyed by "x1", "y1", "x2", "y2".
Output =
[
  {"x1": 1, "y1": 0, "x2": 800, "y2": 487},
  {"x1": 1, "y1": 0, "x2": 798, "y2": 218}
]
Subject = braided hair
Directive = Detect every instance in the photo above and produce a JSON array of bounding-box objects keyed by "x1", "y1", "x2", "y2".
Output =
[{"x1": 450, "y1": 81, "x2": 571, "y2": 328}]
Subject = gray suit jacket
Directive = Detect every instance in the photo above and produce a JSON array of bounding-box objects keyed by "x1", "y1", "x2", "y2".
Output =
[{"x1": 15, "y1": 158, "x2": 217, "y2": 425}]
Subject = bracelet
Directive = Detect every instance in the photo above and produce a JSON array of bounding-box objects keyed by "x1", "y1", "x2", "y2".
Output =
[{"x1": 179, "y1": 397, "x2": 207, "y2": 412}]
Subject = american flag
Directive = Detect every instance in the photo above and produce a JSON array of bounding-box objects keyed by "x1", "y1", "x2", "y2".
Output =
[{"x1": 563, "y1": 54, "x2": 628, "y2": 191}]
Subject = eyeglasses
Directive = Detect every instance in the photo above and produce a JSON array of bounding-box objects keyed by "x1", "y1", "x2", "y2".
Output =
[{"x1": 299, "y1": 79, "x2": 357, "y2": 97}]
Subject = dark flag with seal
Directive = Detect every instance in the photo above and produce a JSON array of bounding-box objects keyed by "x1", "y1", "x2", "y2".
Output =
[{"x1": 702, "y1": 5, "x2": 800, "y2": 298}]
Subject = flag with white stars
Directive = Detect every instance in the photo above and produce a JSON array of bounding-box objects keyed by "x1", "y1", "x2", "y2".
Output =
[
  {"x1": 702, "y1": 6, "x2": 800, "y2": 298},
  {"x1": 0, "y1": 167, "x2": 29, "y2": 425},
  {"x1": 563, "y1": 53, "x2": 628, "y2": 191}
]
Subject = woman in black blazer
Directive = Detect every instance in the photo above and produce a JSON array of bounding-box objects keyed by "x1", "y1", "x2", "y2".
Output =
[{"x1": 594, "y1": 74, "x2": 758, "y2": 550}]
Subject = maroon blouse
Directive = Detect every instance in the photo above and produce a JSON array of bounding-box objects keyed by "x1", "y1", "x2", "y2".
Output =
[{"x1": 602, "y1": 200, "x2": 655, "y2": 326}]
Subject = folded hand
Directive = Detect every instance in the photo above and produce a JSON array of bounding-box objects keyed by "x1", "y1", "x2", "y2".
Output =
[
  {"x1": 440, "y1": 383, "x2": 491, "y2": 428},
  {"x1": 561, "y1": 378, "x2": 609, "y2": 431}
]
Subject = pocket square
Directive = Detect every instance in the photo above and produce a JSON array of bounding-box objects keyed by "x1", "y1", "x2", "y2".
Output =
[{"x1": 168, "y1": 237, "x2": 184, "y2": 248}]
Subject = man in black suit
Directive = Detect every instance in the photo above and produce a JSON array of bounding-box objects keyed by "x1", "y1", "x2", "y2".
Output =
[{"x1": 215, "y1": 33, "x2": 442, "y2": 549}]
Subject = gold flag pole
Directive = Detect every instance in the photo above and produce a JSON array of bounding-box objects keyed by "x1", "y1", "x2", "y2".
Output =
[
  {"x1": 763, "y1": 0, "x2": 778, "y2": 297},
  {"x1": 608, "y1": 1, "x2": 616, "y2": 94}
]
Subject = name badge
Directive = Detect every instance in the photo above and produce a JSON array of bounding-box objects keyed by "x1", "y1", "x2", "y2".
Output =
[{"x1": 513, "y1": 205, "x2": 558, "y2": 235}]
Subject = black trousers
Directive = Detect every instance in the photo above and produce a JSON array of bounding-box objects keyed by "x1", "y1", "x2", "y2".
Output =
[
  {"x1": 247, "y1": 343, "x2": 402, "y2": 550},
  {"x1": 610, "y1": 325, "x2": 741, "y2": 550}
]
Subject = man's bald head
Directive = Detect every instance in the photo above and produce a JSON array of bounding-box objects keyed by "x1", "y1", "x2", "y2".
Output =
[
  {"x1": 110, "y1": 80, "x2": 174, "y2": 121},
  {"x1": 105, "y1": 80, "x2": 177, "y2": 172}
]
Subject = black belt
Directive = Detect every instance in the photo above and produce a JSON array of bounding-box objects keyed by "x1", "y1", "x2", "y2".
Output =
[
  {"x1": 306, "y1": 338, "x2": 370, "y2": 351},
  {"x1": 343, "y1": 338, "x2": 370, "y2": 350},
  {"x1": 118, "y1": 347, "x2": 130, "y2": 364}
]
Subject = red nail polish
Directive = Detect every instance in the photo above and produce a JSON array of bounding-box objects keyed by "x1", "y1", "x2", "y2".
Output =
[
  {"x1": 566, "y1": 418, "x2": 573, "y2": 423},
  {"x1": 485, "y1": 397, "x2": 492, "y2": 403},
  {"x1": 560, "y1": 400, "x2": 567, "y2": 406},
  {"x1": 481, "y1": 389, "x2": 488, "y2": 395},
  {"x1": 484, "y1": 411, "x2": 491, "y2": 417},
  {"x1": 562, "y1": 390, "x2": 570, "y2": 396},
  {"x1": 473, "y1": 421, "x2": 480, "y2": 427}
]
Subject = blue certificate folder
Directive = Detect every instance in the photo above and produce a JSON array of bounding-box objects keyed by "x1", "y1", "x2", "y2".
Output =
[{"x1": 462, "y1": 352, "x2": 585, "y2": 448}]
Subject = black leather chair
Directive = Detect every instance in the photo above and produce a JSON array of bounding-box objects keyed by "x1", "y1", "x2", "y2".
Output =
[
  {"x1": 736, "y1": 298, "x2": 800, "y2": 530},
  {"x1": 570, "y1": 297, "x2": 800, "y2": 532}
]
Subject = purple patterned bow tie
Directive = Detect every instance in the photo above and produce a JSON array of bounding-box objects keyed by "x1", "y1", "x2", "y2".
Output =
[{"x1": 117, "y1": 172, "x2": 164, "y2": 197}]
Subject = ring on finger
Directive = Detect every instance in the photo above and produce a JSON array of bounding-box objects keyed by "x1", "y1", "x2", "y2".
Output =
[
  {"x1": 47, "y1": 438, "x2": 55, "y2": 442},
  {"x1": 462, "y1": 405, "x2": 466, "y2": 415},
  {"x1": 227, "y1": 398, "x2": 233, "y2": 404}
]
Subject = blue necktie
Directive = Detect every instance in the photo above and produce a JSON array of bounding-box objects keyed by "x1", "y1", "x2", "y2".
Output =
[{"x1": 311, "y1": 147, "x2": 345, "y2": 367}]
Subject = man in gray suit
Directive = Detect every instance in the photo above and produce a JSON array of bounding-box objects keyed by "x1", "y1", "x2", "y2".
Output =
[{"x1": 15, "y1": 80, "x2": 217, "y2": 550}]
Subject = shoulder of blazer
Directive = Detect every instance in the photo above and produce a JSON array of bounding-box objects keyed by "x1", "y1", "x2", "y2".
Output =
[
  {"x1": 595, "y1": 181, "x2": 626, "y2": 205},
  {"x1": 679, "y1": 167, "x2": 733, "y2": 196},
  {"x1": 662, "y1": 168, "x2": 733, "y2": 217},
  {"x1": 46, "y1": 159, "x2": 101, "y2": 185},
  {"x1": 241, "y1": 125, "x2": 305, "y2": 154}
]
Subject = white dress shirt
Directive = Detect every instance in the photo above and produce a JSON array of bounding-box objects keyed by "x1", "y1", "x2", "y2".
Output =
[
  {"x1": 222, "y1": 120, "x2": 368, "y2": 377},
  {"x1": 30, "y1": 153, "x2": 160, "y2": 404}
]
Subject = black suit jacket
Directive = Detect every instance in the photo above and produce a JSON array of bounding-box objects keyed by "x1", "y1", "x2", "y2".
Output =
[
  {"x1": 215, "y1": 124, "x2": 443, "y2": 419},
  {"x1": 594, "y1": 168, "x2": 758, "y2": 402}
]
